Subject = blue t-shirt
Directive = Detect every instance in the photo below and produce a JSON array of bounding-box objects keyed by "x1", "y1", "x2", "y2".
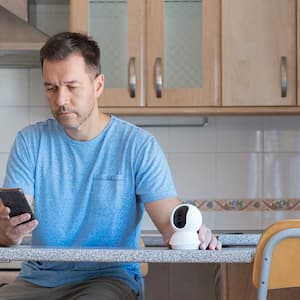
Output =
[{"x1": 3, "y1": 115, "x2": 177, "y2": 293}]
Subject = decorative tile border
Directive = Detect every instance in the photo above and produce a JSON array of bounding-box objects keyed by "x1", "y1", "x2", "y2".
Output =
[{"x1": 189, "y1": 199, "x2": 300, "y2": 211}]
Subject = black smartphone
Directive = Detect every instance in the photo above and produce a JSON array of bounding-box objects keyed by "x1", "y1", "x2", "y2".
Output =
[{"x1": 0, "y1": 188, "x2": 35, "y2": 224}]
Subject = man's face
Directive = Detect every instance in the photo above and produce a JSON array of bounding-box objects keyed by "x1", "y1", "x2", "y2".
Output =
[{"x1": 42, "y1": 54, "x2": 104, "y2": 132}]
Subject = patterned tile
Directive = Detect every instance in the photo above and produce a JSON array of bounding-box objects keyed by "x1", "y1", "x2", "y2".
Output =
[{"x1": 190, "y1": 199, "x2": 300, "y2": 211}]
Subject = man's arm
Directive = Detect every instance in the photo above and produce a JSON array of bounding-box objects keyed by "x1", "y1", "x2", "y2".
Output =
[{"x1": 145, "y1": 197, "x2": 221, "y2": 250}]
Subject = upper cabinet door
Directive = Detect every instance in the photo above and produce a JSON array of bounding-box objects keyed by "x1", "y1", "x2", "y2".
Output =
[
  {"x1": 70, "y1": 0, "x2": 144, "y2": 107},
  {"x1": 146, "y1": 0, "x2": 220, "y2": 107},
  {"x1": 222, "y1": 0, "x2": 296, "y2": 106}
]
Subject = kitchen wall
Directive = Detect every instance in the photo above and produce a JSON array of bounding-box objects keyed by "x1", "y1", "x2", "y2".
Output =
[{"x1": 1, "y1": 68, "x2": 300, "y2": 232}]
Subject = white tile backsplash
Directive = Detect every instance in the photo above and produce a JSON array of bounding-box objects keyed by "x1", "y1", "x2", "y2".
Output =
[
  {"x1": 168, "y1": 153, "x2": 216, "y2": 200},
  {"x1": 264, "y1": 116, "x2": 300, "y2": 152},
  {"x1": 216, "y1": 153, "x2": 263, "y2": 199},
  {"x1": 29, "y1": 69, "x2": 48, "y2": 106},
  {"x1": 215, "y1": 211, "x2": 262, "y2": 231},
  {"x1": 141, "y1": 211, "x2": 157, "y2": 231},
  {"x1": 216, "y1": 116, "x2": 263, "y2": 152},
  {"x1": 264, "y1": 153, "x2": 300, "y2": 198},
  {"x1": 0, "y1": 153, "x2": 9, "y2": 185},
  {"x1": 0, "y1": 69, "x2": 29, "y2": 106},
  {"x1": 0, "y1": 107, "x2": 29, "y2": 152},
  {"x1": 262, "y1": 211, "x2": 300, "y2": 228},
  {"x1": 168, "y1": 119, "x2": 216, "y2": 153}
]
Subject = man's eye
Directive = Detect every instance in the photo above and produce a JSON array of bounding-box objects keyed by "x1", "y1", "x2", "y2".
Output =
[
  {"x1": 68, "y1": 86, "x2": 78, "y2": 90},
  {"x1": 46, "y1": 86, "x2": 57, "y2": 92}
]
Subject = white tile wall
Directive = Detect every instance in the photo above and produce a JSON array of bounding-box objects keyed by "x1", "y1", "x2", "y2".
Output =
[
  {"x1": 0, "y1": 153, "x2": 9, "y2": 184},
  {"x1": 216, "y1": 116, "x2": 263, "y2": 153},
  {"x1": 264, "y1": 116, "x2": 300, "y2": 152},
  {"x1": 262, "y1": 211, "x2": 300, "y2": 228},
  {"x1": 168, "y1": 153, "x2": 216, "y2": 200},
  {"x1": 29, "y1": 69, "x2": 48, "y2": 106},
  {"x1": 214, "y1": 211, "x2": 262, "y2": 231},
  {"x1": 134, "y1": 115, "x2": 300, "y2": 231},
  {"x1": 168, "y1": 127, "x2": 216, "y2": 153},
  {"x1": 0, "y1": 107, "x2": 29, "y2": 152},
  {"x1": 215, "y1": 153, "x2": 263, "y2": 199},
  {"x1": 264, "y1": 153, "x2": 300, "y2": 198},
  {"x1": 0, "y1": 69, "x2": 29, "y2": 106}
]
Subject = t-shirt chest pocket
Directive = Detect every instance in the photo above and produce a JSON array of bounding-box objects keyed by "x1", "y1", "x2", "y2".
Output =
[{"x1": 90, "y1": 174, "x2": 128, "y2": 212}]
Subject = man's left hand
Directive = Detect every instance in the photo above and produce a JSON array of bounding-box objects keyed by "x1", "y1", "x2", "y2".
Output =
[{"x1": 198, "y1": 224, "x2": 222, "y2": 250}]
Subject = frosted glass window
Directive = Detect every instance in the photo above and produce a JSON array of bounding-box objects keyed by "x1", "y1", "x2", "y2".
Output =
[
  {"x1": 89, "y1": 0, "x2": 128, "y2": 88},
  {"x1": 164, "y1": 0, "x2": 202, "y2": 88}
]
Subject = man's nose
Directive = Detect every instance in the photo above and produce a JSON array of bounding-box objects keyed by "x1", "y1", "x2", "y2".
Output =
[{"x1": 56, "y1": 87, "x2": 70, "y2": 106}]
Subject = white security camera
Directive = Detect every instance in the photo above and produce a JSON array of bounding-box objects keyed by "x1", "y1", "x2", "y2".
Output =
[{"x1": 169, "y1": 203, "x2": 202, "y2": 250}]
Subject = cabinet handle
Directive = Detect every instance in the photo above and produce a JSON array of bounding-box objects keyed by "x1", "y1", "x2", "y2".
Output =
[
  {"x1": 155, "y1": 57, "x2": 162, "y2": 98},
  {"x1": 280, "y1": 56, "x2": 287, "y2": 98},
  {"x1": 129, "y1": 57, "x2": 136, "y2": 98}
]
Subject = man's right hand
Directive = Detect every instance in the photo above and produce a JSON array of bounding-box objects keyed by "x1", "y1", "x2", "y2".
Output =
[{"x1": 0, "y1": 204, "x2": 38, "y2": 246}]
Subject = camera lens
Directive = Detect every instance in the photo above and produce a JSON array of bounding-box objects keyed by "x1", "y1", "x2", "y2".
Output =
[{"x1": 173, "y1": 206, "x2": 188, "y2": 228}]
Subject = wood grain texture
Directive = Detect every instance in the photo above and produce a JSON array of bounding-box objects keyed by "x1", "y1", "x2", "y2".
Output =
[
  {"x1": 99, "y1": 106, "x2": 300, "y2": 115},
  {"x1": 70, "y1": 0, "x2": 88, "y2": 34},
  {"x1": 222, "y1": 0, "x2": 296, "y2": 106}
]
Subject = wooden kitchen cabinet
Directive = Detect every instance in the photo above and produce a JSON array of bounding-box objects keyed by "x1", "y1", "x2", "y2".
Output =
[
  {"x1": 70, "y1": 0, "x2": 220, "y2": 110},
  {"x1": 222, "y1": 0, "x2": 297, "y2": 107}
]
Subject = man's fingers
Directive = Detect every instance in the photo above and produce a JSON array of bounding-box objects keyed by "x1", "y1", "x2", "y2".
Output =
[
  {"x1": 198, "y1": 225, "x2": 222, "y2": 250},
  {"x1": 11, "y1": 219, "x2": 38, "y2": 236},
  {"x1": 0, "y1": 206, "x2": 10, "y2": 219},
  {"x1": 200, "y1": 228, "x2": 212, "y2": 250},
  {"x1": 9, "y1": 213, "x2": 32, "y2": 227}
]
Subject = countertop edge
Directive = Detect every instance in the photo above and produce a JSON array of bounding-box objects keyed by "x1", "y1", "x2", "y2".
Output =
[{"x1": 0, "y1": 246, "x2": 256, "y2": 263}]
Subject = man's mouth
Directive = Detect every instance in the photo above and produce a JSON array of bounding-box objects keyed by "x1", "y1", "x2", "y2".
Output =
[
  {"x1": 58, "y1": 112, "x2": 72, "y2": 116},
  {"x1": 55, "y1": 107, "x2": 74, "y2": 118}
]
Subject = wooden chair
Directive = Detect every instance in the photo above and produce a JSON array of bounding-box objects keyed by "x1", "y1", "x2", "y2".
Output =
[{"x1": 252, "y1": 219, "x2": 300, "y2": 300}]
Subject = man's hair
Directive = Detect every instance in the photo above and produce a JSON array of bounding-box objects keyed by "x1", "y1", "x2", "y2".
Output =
[{"x1": 40, "y1": 31, "x2": 101, "y2": 76}]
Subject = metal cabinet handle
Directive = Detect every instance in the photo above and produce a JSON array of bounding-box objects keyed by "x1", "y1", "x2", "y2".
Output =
[
  {"x1": 129, "y1": 57, "x2": 136, "y2": 98},
  {"x1": 155, "y1": 57, "x2": 162, "y2": 98},
  {"x1": 280, "y1": 56, "x2": 287, "y2": 98}
]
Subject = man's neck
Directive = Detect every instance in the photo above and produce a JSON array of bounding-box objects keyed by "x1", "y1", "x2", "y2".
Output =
[{"x1": 65, "y1": 112, "x2": 110, "y2": 141}]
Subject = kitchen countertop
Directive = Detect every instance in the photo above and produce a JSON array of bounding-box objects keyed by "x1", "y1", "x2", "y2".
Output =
[
  {"x1": 0, "y1": 246, "x2": 256, "y2": 263},
  {"x1": 0, "y1": 234, "x2": 259, "y2": 264}
]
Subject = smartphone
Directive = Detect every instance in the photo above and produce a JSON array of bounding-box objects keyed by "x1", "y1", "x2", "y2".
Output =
[{"x1": 0, "y1": 188, "x2": 35, "y2": 224}]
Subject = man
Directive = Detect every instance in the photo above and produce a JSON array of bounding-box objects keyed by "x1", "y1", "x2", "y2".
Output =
[{"x1": 0, "y1": 32, "x2": 221, "y2": 300}]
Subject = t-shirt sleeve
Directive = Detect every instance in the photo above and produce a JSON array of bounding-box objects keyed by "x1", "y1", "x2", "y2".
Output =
[
  {"x1": 134, "y1": 136, "x2": 177, "y2": 203},
  {"x1": 3, "y1": 132, "x2": 35, "y2": 196}
]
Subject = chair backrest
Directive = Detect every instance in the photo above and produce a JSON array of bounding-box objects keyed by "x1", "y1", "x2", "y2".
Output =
[{"x1": 253, "y1": 219, "x2": 300, "y2": 291}]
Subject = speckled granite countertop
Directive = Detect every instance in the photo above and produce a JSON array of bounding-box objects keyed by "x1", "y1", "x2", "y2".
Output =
[
  {"x1": 0, "y1": 246, "x2": 256, "y2": 263},
  {"x1": 0, "y1": 234, "x2": 259, "y2": 264}
]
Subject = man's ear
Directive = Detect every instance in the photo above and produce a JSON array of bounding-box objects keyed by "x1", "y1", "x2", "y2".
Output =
[{"x1": 95, "y1": 73, "x2": 104, "y2": 97}]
